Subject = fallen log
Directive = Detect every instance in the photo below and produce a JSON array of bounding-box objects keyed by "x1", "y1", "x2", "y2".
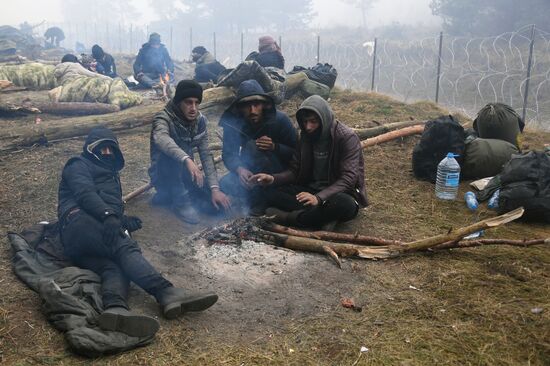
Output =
[
  {"x1": 353, "y1": 120, "x2": 425, "y2": 139},
  {"x1": 123, "y1": 155, "x2": 223, "y2": 203},
  {"x1": 434, "y1": 238, "x2": 549, "y2": 250},
  {"x1": 0, "y1": 101, "x2": 40, "y2": 115},
  {"x1": 33, "y1": 102, "x2": 121, "y2": 116},
  {"x1": 361, "y1": 125, "x2": 424, "y2": 149},
  {"x1": 255, "y1": 208, "x2": 526, "y2": 266},
  {"x1": 0, "y1": 86, "x2": 235, "y2": 153}
]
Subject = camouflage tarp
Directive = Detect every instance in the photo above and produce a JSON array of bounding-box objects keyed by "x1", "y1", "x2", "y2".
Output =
[{"x1": 0, "y1": 62, "x2": 57, "y2": 90}]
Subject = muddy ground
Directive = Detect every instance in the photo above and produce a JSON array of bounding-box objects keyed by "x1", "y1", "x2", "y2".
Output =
[{"x1": 0, "y1": 89, "x2": 549, "y2": 365}]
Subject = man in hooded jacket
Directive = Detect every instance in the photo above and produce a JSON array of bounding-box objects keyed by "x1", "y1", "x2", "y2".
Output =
[
  {"x1": 133, "y1": 33, "x2": 174, "y2": 88},
  {"x1": 92, "y1": 44, "x2": 117, "y2": 78},
  {"x1": 191, "y1": 46, "x2": 226, "y2": 83},
  {"x1": 218, "y1": 79, "x2": 297, "y2": 214},
  {"x1": 149, "y1": 80, "x2": 231, "y2": 224},
  {"x1": 58, "y1": 127, "x2": 218, "y2": 338},
  {"x1": 252, "y1": 95, "x2": 368, "y2": 228}
]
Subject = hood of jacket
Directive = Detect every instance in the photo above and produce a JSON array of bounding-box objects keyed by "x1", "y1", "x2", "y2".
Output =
[
  {"x1": 82, "y1": 127, "x2": 125, "y2": 171},
  {"x1": 221, "y1": 79, "x2": 276, "y2": 126},
  {"x1": 296, "y1": 95, "x2": 334, "y2": 143},
  {"x1": 196, "y1": 51, "x2": 216, "y2": 65}
]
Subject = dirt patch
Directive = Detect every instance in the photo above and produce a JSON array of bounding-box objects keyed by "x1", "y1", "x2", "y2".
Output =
[{"x1": 0, "y1": 90, "x2": 549, "y2": 365}]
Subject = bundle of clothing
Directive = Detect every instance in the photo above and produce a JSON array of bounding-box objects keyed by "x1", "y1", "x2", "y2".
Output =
[{"x1": 0, "y1": 62, "x2": 57, "y2": 90}]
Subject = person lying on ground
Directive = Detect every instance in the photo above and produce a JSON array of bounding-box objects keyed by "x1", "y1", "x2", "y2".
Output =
[
  {"x1": 218, "y1": 79, "x2": 297, "y2": 215},
  {"x1": 149, "y1": 80, "x2": 231, "y2": 224},
  {"x1": 92, "y1": 44, "x2": 117, "y2": 78},
  {"x1": 251, "y1": 95, "x2": 368, "y2": 229},
  {"x1": 246, "y1": 35, "x2": 285, "y2": 70},
  {"x1": 58, "y1": 127, "x2": 218, "y2": 338},
  {"x1": 133, "y1": 32, "x2": 174, "y2": 89},
  {"x1": 191, "y1": 45, "x2": 226, "y2": 84}
]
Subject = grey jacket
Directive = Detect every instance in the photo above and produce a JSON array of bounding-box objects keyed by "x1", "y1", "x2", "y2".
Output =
[{"x1": 149, "y1": 101, "x2": 219, "y2": 188}]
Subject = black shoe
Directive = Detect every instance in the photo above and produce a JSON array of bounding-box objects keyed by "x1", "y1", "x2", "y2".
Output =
[
  {"x1": 173, "y1": 204, "x2": 200, "y2": 224},
  {"x1": 320, "y1": 220, "x2": 338, "y2": 232},
  {"x1": 265, "y1": 207, "x2": 303, "y2": 226},
  {"x1": 98, "y1": 306, "x2": 160, "y2": 338},
  {"x1": 249, "y1": 204, "x2": 267, "y2": 217},
  {"x1": 157, "y1": 287, "x2": 218, "y2": 320}
]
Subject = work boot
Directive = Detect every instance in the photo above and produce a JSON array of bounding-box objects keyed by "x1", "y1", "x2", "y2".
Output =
[
  {"x1": 320, "y1": 220, "x2": 338, "y2": 232},
  {"x1": 265, "y1": 207, "x2": 303, "y2": 226},
  {"x1": 173, "y1": 203, "x2": 200, "y2": 224},
  {"x1": 157, "y1": 287, "x2": 218, "y2": 320},
  {"x1": 98, "y1": 306, "x2": 160, "y2": 338}
]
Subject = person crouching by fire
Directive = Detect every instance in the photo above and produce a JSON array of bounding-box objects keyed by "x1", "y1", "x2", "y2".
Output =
[
  {"x1": 133, "y1": 32, "x2": 174, "y2": 89},
  {"x1": 149, "y1": 80, "x2": 231, "y2": 224}
]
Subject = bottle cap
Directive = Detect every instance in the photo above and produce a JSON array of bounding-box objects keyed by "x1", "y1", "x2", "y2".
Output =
[{"x1": 446, "y1": 152, "x2": 460, "y2": 158}]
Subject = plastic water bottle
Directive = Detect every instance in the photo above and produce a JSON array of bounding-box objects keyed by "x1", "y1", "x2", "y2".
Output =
[
  {"x1": 464, "y1": 191, "x2": 478, "y2": 211},
  {"x1": 488, "y1": 189, "x2": 500, "y2": 209},
  {"x1": 435, "y1": 153, "x2": 461, "y2": 200}
]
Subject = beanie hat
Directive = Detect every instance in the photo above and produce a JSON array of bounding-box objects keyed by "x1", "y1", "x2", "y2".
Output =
[
  {"x1": 61, "y1": 53, "x2": 79, "y2": 63},
  {"x1": 91, "y1": 44, "x2": 104, "y2": 59},
  {"x1": 149, "y1": 32, "x2": 161, "y2": 44},
  {"x1": 174, "y1": 80, "x2": 203, "y2": 104},
  {"x1": 192, "y1": 46, "x2": 207, "y2": 55}
]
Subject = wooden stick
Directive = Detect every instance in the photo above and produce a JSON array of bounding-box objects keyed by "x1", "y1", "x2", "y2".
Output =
[
  {"x1": 360, "y1": 125, "x2": 424, "y2": 149},
  {"x1": 33, "y1": 102, "x2": 121, "y2": 116},
  {"x1": 435, "y1": 238, "x2": 549, "y2": 250},
  {"x1": 353, "y1": 120, "x2": 425, "y2": 139}
]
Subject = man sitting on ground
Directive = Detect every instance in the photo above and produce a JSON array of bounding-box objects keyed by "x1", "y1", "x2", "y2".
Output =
[
  {"x1": 252, "y1": 95, "x2": 368, "y2": 228},
  {"x1": 133, "y1": 33, "x2": 174, "y2": 88},
  {"x1": 246, "y1": 35, "x2": 285, "y2": 70},
  {"x1": 191, "y1": 46, "x2": 226, "y2": 83},
  {"x1": 58, "y1": 127, "x2": 218, "y2": 338},
  {"x1": 219, "y1": 79, "x2": 297, "y2": 214},
  {"x1": 92, "y1": 44, "x2": 117, "y2": 78},
  {"x1": 149, "y1": 80, "x2": 231, "y2": 224}
]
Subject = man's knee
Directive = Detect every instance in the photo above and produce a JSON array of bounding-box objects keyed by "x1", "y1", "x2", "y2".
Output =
[{"x1": 325, "y1": 193, "x2": 359, "y2": 221}]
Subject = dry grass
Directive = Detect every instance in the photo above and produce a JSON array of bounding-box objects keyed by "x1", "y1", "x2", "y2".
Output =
[{"x1": 0, "y1": 89, "x2": 549, "y2": 365}]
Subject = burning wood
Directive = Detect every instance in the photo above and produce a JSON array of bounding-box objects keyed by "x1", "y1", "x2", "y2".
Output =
[{"x1": 155, "y1": 73, "x2": 172, "y2": 101}]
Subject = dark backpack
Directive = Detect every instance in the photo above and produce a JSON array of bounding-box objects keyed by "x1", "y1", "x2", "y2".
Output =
[
  {"x1": 290, "y1": 63, "x2": 338, "y2": 88},
  {"x1": 412, "y1": 115, "x2": 465, "y2": 183},
  {"x1": 473, "y1": 103, "x2": 524, "y2": 147},
  {"x1": 462, "y1": 137, "x2": 519, "y2": 180},
  {"x1": 489, "y1": 151, "x2": 550, "y2": 222}
]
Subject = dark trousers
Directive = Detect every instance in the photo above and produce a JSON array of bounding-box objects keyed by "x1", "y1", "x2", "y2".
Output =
[
  {"x1": 61, "y1": 211, "x2": 173, "y2": 309},
  {"x1": 265, "y1": 185, "x2": 359, "y2": 228},
  {"x1": 151, "y1": 155, "x2": 218, "y2": 214}
]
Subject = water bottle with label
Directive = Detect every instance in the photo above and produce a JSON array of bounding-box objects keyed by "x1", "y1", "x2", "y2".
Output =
[{"x1": 435, "y1": 152, "x2": 461, "y2": 200}]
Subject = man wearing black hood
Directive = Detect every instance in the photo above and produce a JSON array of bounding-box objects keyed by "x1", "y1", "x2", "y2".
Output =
[
  {"x1": 92, "y1": 44, "x2": 117, "y2": 78},
  {"x1": 149, "y1": 80, "x2": 231, "y2": 224},
  {"x1": 191, "y1": 46, "x2": 226, "y2": 83},
  {"x1": 58, "y1": 127, "x2": 218, "y2": 338},
  {"x1": 252, "y1": 95, "x2": 368, "y2": 228},
  {"x1": 218, "y1": 79, "x2": 297, "y2": 214},
  {"x1": 133, "y1": 33, "x2": 174, "y2": 88}
]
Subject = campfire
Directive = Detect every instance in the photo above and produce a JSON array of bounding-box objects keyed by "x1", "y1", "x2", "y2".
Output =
[{"x1": 155, "y1": 73, "x2": 172, "y2": 101}]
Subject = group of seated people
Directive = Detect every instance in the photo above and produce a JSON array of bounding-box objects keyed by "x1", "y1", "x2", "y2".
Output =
[{"x1": 57, "y1": 77, "x2": 366, "y2": 339}]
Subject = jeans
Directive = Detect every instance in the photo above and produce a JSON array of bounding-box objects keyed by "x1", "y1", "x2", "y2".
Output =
[
  {"x1": 265, "y1": 184, "x2": 359, "y2": 228},
  {"x1": 61, "y1": 211, "x2": 173, "y2": 309}
]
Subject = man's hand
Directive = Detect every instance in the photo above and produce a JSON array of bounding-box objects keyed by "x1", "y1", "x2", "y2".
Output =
[
  {"x1": 186, "y1": 158, "x2": 204, "y2": 188},
  {"x1": 211, "y1": 189, "x2": 231, "y2": 211},
  {"x1": 236, "y1": 167, "x2": 254, "y2": 190},
  {"x1": 123, "y1": 215, "x2": 143, "y2": 232},
  {"x1": 256, "y1": 136, "x2": 275, "y2": 151},
  {"x1": 250, "y1": 173, "x2": 274, "y2": 187},
  {"x1": 103, "y1": 215, "x2": 122, "y2": 245},
  {"x1": 296, "y1": 192, "x2": 319, "y2": 207}
]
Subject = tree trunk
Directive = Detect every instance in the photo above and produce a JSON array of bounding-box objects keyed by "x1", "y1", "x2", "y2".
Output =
[
  {"x1": 353, "y1": 120, "x2": 425, "y2": 139},
  {"x1": 0, "y1": 101, "x2": 40, "y2": 115},
  {"x1": 33, "y1": 102, "x2": 121, "y2": 116},
  {"x1": 360, "y1": 125, "x2": 424, "y2": 149}
]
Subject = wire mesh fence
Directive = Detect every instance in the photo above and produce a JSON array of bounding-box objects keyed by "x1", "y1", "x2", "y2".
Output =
[{"x1": 34, "y1": 22, "x2": 550, "y2": 129}]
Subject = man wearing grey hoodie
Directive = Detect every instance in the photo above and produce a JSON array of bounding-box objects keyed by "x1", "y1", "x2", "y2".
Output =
[{"x1": 252, "y1": 95, "x2": 368, "y2": 228}]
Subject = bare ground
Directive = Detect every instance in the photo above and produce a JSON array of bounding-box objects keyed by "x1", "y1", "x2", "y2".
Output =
[{"x1": 0, "y1": 89, "x2": 549, "y2": 365}]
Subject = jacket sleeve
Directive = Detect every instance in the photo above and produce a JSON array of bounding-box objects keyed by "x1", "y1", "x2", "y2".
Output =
[
  {"x1": 164, "y1": 48, "x2": 175, "y2": 73},
  {"x1": 316, "y1": 133, "x2": 362, "y2": 203},
  {"x1": 110, "y1": 55, "x2": 117, "y2": 76},
  {"x1": 221, "y1": 120, "x2": 243, "y2": 173},
  {"x1": 151, "y1": 116, "x2": 190, "y2": 163},
  {"x1": 62, "y1": 160, "x2": 115, "y2": 220},
  {"x1": 272, "y1": 143, "x2": 300, "y2": 185},
  {"x1": 274, "y1": 114, "x2": 297, "y2": 163},
  {"x1": 197, "y1": 119, "x2": 220, "y2": 189},
  {"x1": 133, "y1": 50, "x2": 143, "y2": 75}
]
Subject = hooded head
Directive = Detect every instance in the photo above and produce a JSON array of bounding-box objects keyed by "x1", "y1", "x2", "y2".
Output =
[
  {"x1": 61, "y1": 53, "x2": 79, "y2": 63},
  {"x1": 232, "y1": 80, "x2": 274, "y2": 125},
  {"x1": 83, "y1": 127, "x2": 124, "y2": 171},
  {"x1": 149, "y1": 32, "x2": 161, "y2": 47},
  {"x1": 296, "y1": 95, "x2": 334, "y2": 143},
  {"x1": 172, "y1": 80, "x2": 203, "y2": 121},
  {"x1": 258, "y1": 35, "x2": 281, "y2": 54},
  {"x1": 91, "y1": 44, "x2": 104, "y2": 60},
  {"x1": 191, "y1": 45, "x2": 207, "y2": 61}
]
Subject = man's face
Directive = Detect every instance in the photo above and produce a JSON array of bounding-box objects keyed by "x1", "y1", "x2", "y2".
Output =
[
  {"x1": 100, "y1": 145, "x2": 113, "y2": 155},
  {"x1": 151, "y1": 43, "x2": 160, "y2": 49},
  {"x1": 191, "y1": 52, "x2": 200, "y2": 62},
  {"x1": 302, "y1": 113, "x2": 322, "y2": 135},
  {"x1": 179, "y1": 97, "x2": 200, "y2": 121},
  {"x1": 238, "y1": 100, "x2": 265, "y2": 125}
]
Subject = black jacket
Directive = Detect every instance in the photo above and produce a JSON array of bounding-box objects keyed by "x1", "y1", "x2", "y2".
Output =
[
  {"x1": 133, "y1": 42, "x2": 174, "y2": 76},
  {"x1": 57, "y1": 128, "x2": 125, "y2": 223},
  {"x1": 246, "y1": 51, "x2": 285, "y2": 69},
  {"x1": 97, "y1": 53, "x2": 117, "y2": 78},
  {"x1": 219, "y1": 79, "x2": 297, "y2": 173}
]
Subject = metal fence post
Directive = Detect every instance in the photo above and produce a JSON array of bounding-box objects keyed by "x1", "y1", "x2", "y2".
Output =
[
  {"x1": 522, "y1": 25, "x2": 536, "y2": 123},
  {"x1": 118, "y1": 22, "x2": 122, "y2": 53},
  {"x1": 435, "y1": 31, "x2": 443, "y2": 103},
  {"x1": 240, "y1": 32, "x2": 244, "y2": 62},
  {"x1": 317, "y1": 35, "x2": 320, "y2": 62},
  {"x1": 189, "y1": 27, "x2": 193, "y2": 55},
  {"x1": 170, "y1": 26, "x2": 173, "y2": 54},
  {"x1": 371, "y1": 38, "x2": 377, "y2": 91},
  {"x1": 213, "y1": 32, "x2": 217, "y2": 59},
  {"x1": 279, "y1": 35, "x2": 282, "y2": 50},
  {"x1": 130, "y1": 24, "x2": 133, "y2": 53}
]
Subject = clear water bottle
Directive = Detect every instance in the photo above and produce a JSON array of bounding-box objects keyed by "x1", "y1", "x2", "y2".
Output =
[
  {"x1": 464, "y1": 191, "x2": 478, "y2": 211},
  {"x1": 488, "y1": 189, "x2": 500, "y2": 209},
  {"x1": 435, "y1": 152, "x2": 461, "y2": 200}
]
